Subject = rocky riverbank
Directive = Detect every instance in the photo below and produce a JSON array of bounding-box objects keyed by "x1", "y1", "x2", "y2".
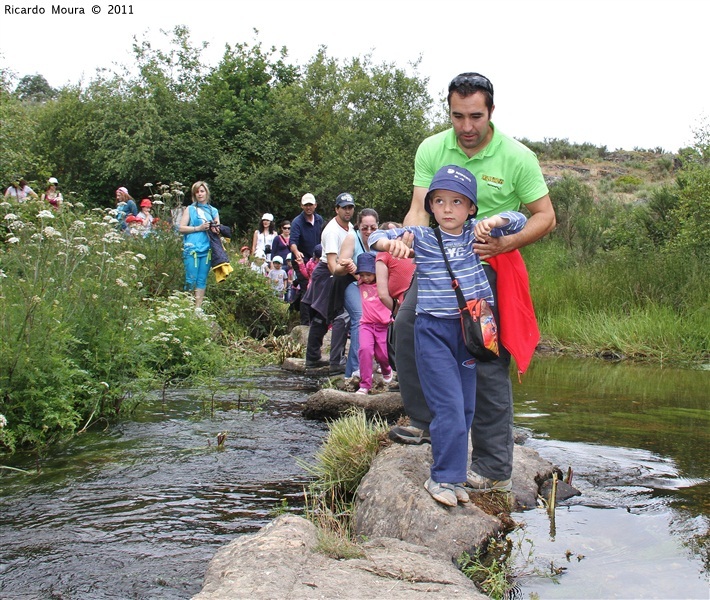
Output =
[{"x1": 193, "y1": 356, "x2": 575, "y2": 599}]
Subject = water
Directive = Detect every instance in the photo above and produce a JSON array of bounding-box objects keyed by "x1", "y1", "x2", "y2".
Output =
[
  {"x1": 0, "y1": 370, "x2": 327, "y2": 599},
  {"x1": 0, "y1": 358, "x2": 708, "y2": 599},
  {"x1": 511, "y1": 356, "x2": 709, "y2": 599}
]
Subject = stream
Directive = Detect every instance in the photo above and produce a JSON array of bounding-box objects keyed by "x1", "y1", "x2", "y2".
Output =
[{"x1": 0, "y1": 357, "x2": 708, "y2": 599}]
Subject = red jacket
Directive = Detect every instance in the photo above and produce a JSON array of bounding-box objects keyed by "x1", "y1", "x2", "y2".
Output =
[{"x1": 486, "y1": 250, "x2": 540, "y2": 376}]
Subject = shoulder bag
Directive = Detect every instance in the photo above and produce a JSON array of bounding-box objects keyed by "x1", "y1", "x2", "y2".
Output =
[{"x1": 434, "y1": 228, "x2": 499, "y2": 361}]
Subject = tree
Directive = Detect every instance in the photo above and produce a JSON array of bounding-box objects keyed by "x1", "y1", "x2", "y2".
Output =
[{"x1": 15, "y1": 73, "x2": 57, "y2": 103}]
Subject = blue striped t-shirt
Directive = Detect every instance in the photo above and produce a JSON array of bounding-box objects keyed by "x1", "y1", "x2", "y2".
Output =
[{"x1": 368, "y1": 211, "x2": 526, "y2": 319}]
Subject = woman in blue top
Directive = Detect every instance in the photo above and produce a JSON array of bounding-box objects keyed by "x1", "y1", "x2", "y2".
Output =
[{"x1": 179, "y1": 181, "x2": 220, "y2": 310}]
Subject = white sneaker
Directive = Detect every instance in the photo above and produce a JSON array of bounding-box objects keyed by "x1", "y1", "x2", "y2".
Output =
[
  {"x1": 382, "y1": 372, "x2": 393, "y2": 384},
  {"x1": 355, "y1": 388, "x2": 369, "y2": 395},
  {"x1": 466, "y1": 469, "x2": 512, "y2": 493},
  {"x1": 351, "y1": 370, "x2": 360, "y2": 379}
]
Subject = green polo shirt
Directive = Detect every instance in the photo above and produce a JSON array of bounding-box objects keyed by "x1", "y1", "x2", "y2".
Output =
[{"x1": 413, "y1": 124, "x2": 549, "y2": 219}]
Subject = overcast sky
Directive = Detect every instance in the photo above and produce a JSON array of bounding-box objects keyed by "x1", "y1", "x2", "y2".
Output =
[{"x1": 2, "y1": 0, "x2": 707, "y2": 153}]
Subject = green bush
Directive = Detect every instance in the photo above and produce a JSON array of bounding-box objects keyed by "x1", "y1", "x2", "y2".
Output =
[
  {"x1": 208, "y1": 264, "x2": 290, "y2": 339},
  {"x1": 614, "y1": 174, "x2": 644, "y2": 192},
  {"x1": 0, "y1": 197, "x2": 242, "y2": 455}
]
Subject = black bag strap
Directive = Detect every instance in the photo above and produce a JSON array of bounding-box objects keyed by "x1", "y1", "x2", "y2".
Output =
[{"x1": 434, "y1": 227, "x2": 468, "y2": 311}]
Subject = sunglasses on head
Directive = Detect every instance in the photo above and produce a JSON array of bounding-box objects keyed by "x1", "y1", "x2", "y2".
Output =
[{"x1": 449, "y1": 73, "x2": 494, "y2": 96}]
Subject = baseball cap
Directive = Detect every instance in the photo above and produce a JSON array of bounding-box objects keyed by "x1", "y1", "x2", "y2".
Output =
[
  {"x1": 335, "y1": 192, "x2": 355, "y2": 208},
  {"x1": 261, "y1": 213, "x2": 274, "y2": 221},
  {"x1": 425, "y1": 165, "x2": 477, "y2": 217},
  {"x1": 301, "y1": 193, "x2": 316, "y2": 205},
  {"x1": 48, "y1": 177, "x2": 58, "y2": 184},
  {"x1": 272, "y1": 255, "x2": 283, "y2": 263},
  {"x1": 140, "y1": 199, "x2": 152, "y2": 208},
  {"x1": 355, "y1": 252, "x2": 376, "y2": 275}
]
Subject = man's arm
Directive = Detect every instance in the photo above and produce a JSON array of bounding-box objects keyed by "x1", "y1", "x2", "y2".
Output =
[
  {"x1": 403, "y1": 186, "x2": 430, "y2": 227},
  {"x1": 335, "y1": 233, "x2": 356, "y2": 274},
  {"x1": 289, "y1": 219, "x2": 303, "y2": 260},
  {"x1": 473, "y1": 194, "x2": 556, "y2": 261},
  {"x1": 326, "y1": 253, "x2": 339, "y2": 275}
]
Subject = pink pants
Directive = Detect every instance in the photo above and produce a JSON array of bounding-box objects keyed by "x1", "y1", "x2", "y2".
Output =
[{"x1": 358, "y1": 322, "x2": 391, "y2": 390}]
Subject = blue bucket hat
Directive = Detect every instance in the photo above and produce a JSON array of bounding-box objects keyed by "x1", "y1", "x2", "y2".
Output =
[
  {"x1": 425, "y1": 165, "x2": 478, "y2": 218},
  {"x1": 355, "y1": 252, "x2": 376, "y2": 275}
]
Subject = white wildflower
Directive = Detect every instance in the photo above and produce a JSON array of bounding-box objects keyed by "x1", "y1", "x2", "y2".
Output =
[
  {"x1": 4, "y1": 213, "x2": 19, "y2": 221},
  {"x1": 0, "y1": 269, "x2": 6, "y2": 278},
  {"x1": 102, "y1": 231, "x2": 124, "y2": 243},
  {"x1": 71, "y1": 221, "x2": 86, "y2": 230},
  {"x1": 115, "y1": 278, "x2": 128, "y2": 288},
  {"x1": 43, "y1": 226, "x2": 63, "y2": 238},
  {"x1": 74, "y1": 202, "x2": 84, "y2": 209},
  {"x1": 135, "y1": 253, "x2": 146, "y2": 261},
  {"x1": 7, "y1": 237, "x2": 19, "y2": 244},
  {"x1": 144, "y1": 182, "x2": 153, "y2": 187},
  {"x1": 92, "y1": 294, "x2": 98, "y2": 300},
  {"x1": 76, "y1": 244, "x2": 90, "y2": 255},
  {"x1": 37, "y1": 210, "x2": 55, "y2": 219},
  {"x1": 0, "y1": 414, "x2": 7, "y2": 428},
  {"x1": 152, "y1": 200, "x2": 164, "y2": 206},
  {"x1": 0, "y1": 201, "x2": 10, "y2": 208}
]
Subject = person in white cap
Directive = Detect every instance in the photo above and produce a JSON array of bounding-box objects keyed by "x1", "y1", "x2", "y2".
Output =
[
  {"x1": 41, "y1": 177, "x2": 63, "y2": 207},
  {"x1": 289, "y1": 193, "x2": 324, "y2": 324},
  {"x1": 252, "y1": 212, "x2": 276, "y2": 262}
]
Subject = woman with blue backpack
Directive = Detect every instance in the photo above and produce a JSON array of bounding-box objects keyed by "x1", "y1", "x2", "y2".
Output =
[{"x1": 178, "y1": 181, "x2": 221, "y2": 311}]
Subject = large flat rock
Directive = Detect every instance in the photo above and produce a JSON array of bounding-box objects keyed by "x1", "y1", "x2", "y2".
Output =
[{"x1": 193, "y1": 514, "x2": 486, "y2": 599}]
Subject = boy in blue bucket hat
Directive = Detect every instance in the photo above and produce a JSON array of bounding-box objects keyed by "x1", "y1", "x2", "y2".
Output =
[
  {"x1": 369, "y1": 165, "x2": 527, "y2": 507},
  {"x1": 354, "y1": 251, "x2": 394, "y2": 395}
]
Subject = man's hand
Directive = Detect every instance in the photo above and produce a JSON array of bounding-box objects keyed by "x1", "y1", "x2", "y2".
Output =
[
  {"x1": 339, "y1": 257, "x2": 357, "y2": 275},
  {"x1": 473, "y1": 235, "x2": 514, "y2": 261}
]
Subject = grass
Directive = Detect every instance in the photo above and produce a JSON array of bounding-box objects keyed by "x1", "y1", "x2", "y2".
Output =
[
  {"x1": 525, "y1": 241, "x2": 709, "y2": 365},
  {"x1": 297, "y1": 407, "x2": 389, "y2": 559},
  {"x1": 458, "y1": 530, "x2": 564, "y2": 599}
]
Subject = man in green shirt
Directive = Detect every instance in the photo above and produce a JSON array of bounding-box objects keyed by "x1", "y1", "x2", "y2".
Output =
[{"x1": 390, "y1": 72, "x2": 556, "y2": 492}]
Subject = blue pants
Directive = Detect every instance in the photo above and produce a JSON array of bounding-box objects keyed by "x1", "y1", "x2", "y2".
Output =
[
  {"x1": 396, "y1": 266, "x2": 513, "y2": 480},
  {"x1": 343, "y1": 280, "x2": 361, "y2": 377},
  {"x1": 414, "y1": 313, "x2": 476, "y2": 484}
]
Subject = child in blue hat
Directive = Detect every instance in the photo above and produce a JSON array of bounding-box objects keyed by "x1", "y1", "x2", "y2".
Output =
[
  {"x1": 354, "y1": 252, "x2": 393, "y2": 395},
  {"x1": 369, "y1": 165, "x2": 526, "y2": 507}
]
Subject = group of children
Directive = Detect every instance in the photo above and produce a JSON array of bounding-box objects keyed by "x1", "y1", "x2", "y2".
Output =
[{"x1": 237, "y1": 244, "x2": 316, "y2": 302}]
